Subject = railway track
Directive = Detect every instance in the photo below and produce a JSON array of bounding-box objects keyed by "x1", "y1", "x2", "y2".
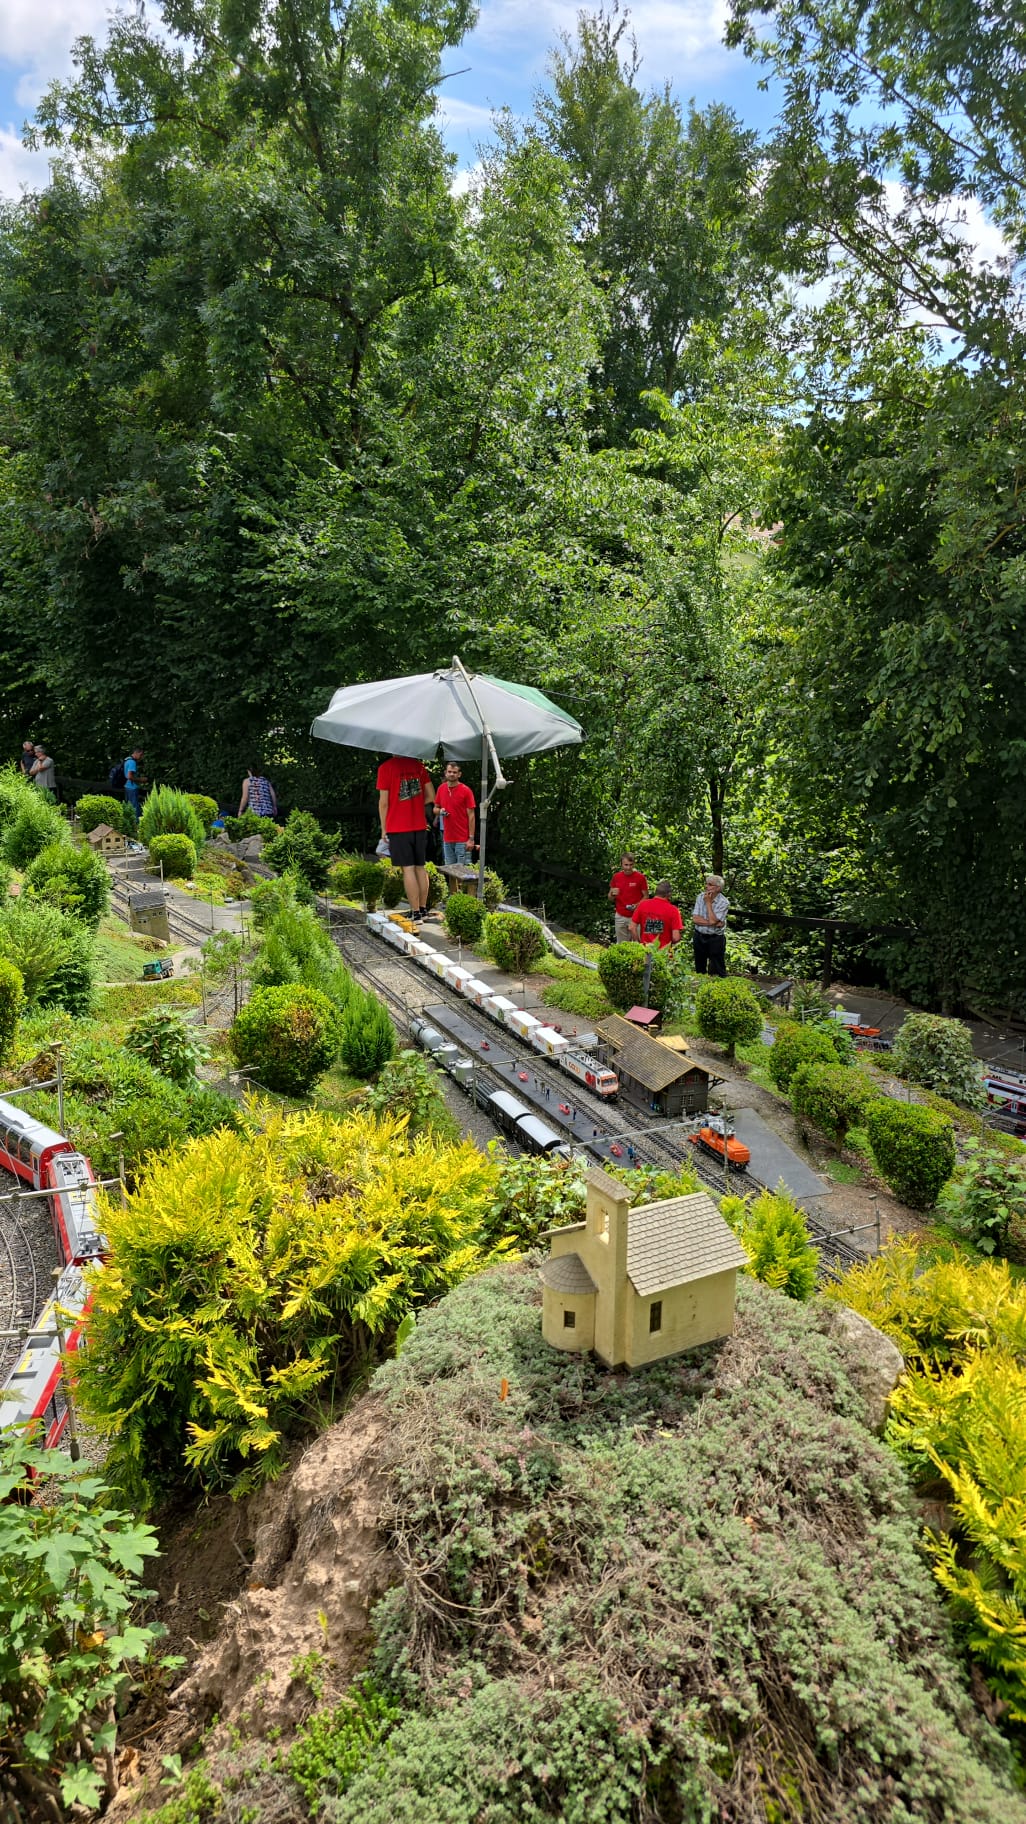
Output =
[{"x1": 0, "y1": 1170, "x2": 49, "y2": 1378}]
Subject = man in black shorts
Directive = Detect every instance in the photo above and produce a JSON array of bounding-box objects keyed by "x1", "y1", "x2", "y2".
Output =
[{"x1": 376, "y1": 754, "x2": 436, "y2": 919}]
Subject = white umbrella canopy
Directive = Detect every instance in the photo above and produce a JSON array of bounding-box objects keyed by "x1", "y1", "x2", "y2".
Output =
[{"x1": 311, "y1": 657, "x2": 584, "y2": 889}]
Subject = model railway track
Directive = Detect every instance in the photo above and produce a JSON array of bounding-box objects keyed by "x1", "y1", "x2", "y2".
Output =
[{"x1": 0, "y1": 1182, "x2": 41, "y2": 1374}]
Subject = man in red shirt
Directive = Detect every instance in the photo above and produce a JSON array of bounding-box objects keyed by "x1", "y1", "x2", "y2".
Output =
[
  {"x1": 377, "y1": 754, "x2": 435, "y2": 919},
  {"x1": 608, "y1": 852, "x2": 648, "y2": 943},
  {"x1": 631, "y1": 880, "x2": 684, "y2": 949},
  {"x1": 433, "y1": 761, "x2": 477, "y2": 866}
]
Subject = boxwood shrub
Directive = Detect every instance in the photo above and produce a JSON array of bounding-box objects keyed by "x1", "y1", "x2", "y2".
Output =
[
  {"x1": 484, "y1": 911, "x2": 547, "y2": 976},
  {"x1": 790, "y1": 1062, "x2": 881, "y2": 1143},
  {"x1": 75, "y1": 793, "x2": 131, "y2": 836},
  {"x1": 767, "y1": 1020, "x2": 840, "y2": 1091},
  {"x1": 865, "y1": 1097, "x2": 957, "y2": 1209},
  {"x1": 26, "y1": 841, "x2": 111, "y2": 928},
  {"x1": 230, "y1": 984, "x2": 341, "y2": 1095},
  {"x1": 147, "y1": 833, "x2": 196, "y2": 879},
  {"x1": 444, "y1": 892, "x2": 487, "y2": 944},
  {"x1": 695, "y1": 977, "x2": 763, "y2": 1059},
  {"x1": 597, "y1": 940, "x2": 670, "y2": 1012}
]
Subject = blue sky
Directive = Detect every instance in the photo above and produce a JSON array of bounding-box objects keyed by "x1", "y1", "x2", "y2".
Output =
[{"x1": 0, "y1": 1, "x2": 780, "y2": 198}]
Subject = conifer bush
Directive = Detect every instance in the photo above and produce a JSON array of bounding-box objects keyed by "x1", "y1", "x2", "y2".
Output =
[
  {"x1": 230, "y1": 984, "x2": 341, "y2": 1095},
  {"x1": 2, "y1": 791, "x2": 67, "y2": 869},
  {"x1": 0, "y1": 957, "x2": 24, "y2": 1063},
  {"x1": 721, "y1": 1186, "x2": 818, "y2": 1299},
  {"x1": 138, "y1": 784, "x2": 206, "y2": 851},
  {"x1": 147, "y1": 832, "x2": 197, "y2": 878},
  {"x1": 694, "y1": 976, "x2": 763, "y2": 1059},
  {"x1": 865, "y1": 1097, "x2": 956, "y2": 1208},
  {"x1": 0, "y1": 898, "x2": 71, "y2": 1001},
  {"x1": 26, "y1": 840, "x2": 111, "y2": 927},
  {"x1": 444, "y1": 891, "x2": 487, "y2": 943},
  {"x1": 365, "y1": 1050, "x2": 460, "y2": 1141},
  {"x1": 597, "y1": 940, "x2": 670, "y2": 1011},
  {"x1": 251, "y1": 899, "x2": 352, "y2": 1009},
  {"x1": 37, "y1": 917, "x2": 96, "y2": 1017},
  {"x1": 339, "y1": 986, "x2": 397, "y2": 1078},
  {"x1": 790, "y1": 1060, "x2": 881, "y2": 1142},
  {"x1": 766, "y1": 1018, "x2": 840, "y2": 1090},
  {"x1": 484, "y1": 910, "x2": 547, "y2": 975},
  {"x1": 262, "y1": 809, "x2": 336, "y2": 889}
]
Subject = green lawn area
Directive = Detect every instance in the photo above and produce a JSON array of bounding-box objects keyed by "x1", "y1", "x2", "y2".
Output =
[{"x1": 93, "y1": 915, "x2": 181, "y2": 984}]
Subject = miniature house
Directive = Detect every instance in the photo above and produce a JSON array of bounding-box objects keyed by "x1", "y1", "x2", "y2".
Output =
[
  {"x1": 540, "y1": 1168, "x2": 748, "y2": 1368},
  {"x1": 86, "y1": 823, "x2": 126, "y2": 858},
  {"x1": 595, "y1": 1014, "x2": 712, "y2": 1117},
  {"x1": 128, "y1": 888, "x2": 170, "y2": 944}
]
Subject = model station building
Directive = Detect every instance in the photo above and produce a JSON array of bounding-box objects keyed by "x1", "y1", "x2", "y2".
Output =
[{"x1": 595, "y1": 1013, "x2": 713, "y2": 1117}]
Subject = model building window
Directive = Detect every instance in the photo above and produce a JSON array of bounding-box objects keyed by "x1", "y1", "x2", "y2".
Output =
[
  {"x1": 649, "y1": 1300, "x2": 663, "y2": 1334},
  {"x1": 563, "y1": 1309, "x2": 576, "y2": 1330}
]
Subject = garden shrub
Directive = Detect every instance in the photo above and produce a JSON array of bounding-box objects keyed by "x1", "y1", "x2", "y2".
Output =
[
  {"x1": 694, "y1": 976, "x2": 763, "y2": 1059},
  {"x1": 0, "y1": 957, "x2": 24, "y2": 1063},
  {"x1": 251, "y1": 899, "x2": 352, "y2": 1009},
  {"x1": 339, "y1": 986, "x2": 397, "y2": 1078},
  {"x1": 250, "y1": 872, "x2": 310, "y2": 928},
  {"x1": 365, "y1": 1050, "x2": 460, "y2": 1141},
  {"x1": 828, "y1": 1237, "x2": 1026, "y2": 1369},
  {"x1": 75, "y1": 792, "x2": 131, "y2": 836},
  {"x1": 26, "y1": 839, "x2": 111, "y2": 927},
  {"x1": 125, "y1": 1005, "x2": 207, "y2": 1085},
  {"x1": 139, "y1": 784, "x2": 206, "y2": 851},
  {"x1": 0, "y1": 1433, "x2": 166, "y2": 1818},
  {"x1": 444, "y1": 891, "x2": 487, "y2": 943},
  {"x1": 223, "y1": 810, "x2": 273, "y2": 841},
  {"x1": 147, "y1": 832, "x2": 197, "y2": 879},
  {"x1": 937, "y1": 1138, "x2": 1026, "y2": 1257},
  {"x1": 790, "y1": 1060, "x2": 881, "y2": 1142},
  {"x1": 287, "y1": 1676, "x2": 402, "y2": 1808},
  {"x1": 328, "y1": 854, "x2": 367, "y2": 898},
  {"x1": 480, "y1": 1153, "x2": 700, "y2": 1254},
  {"x1": 186, "y1": 793, "x2": 219, "y2": 835},
  {"x1": 865, "y1": 1097, "x2": 956, "y2": 1208},
  {"x1": 262, "y1": 809, "x2": 336, "y2": 889},
  {"x1": 891, "y1": 1011, "x2": 986, "y2": 1108},
  {"x1": 597, "y1": 940, "x2": 670, "y2": 1012},
  {"x1": 484, "y1": 910, "x2": 546, "y2": 976},
  {"x1": 425, "y1": 862, "x2": 447, "y2": 909},
  {"x1": 481, "y1": 868, "x2": 505, "y2": 910},
  {"x1": 0, "y1": 897, "x2": 71, "y2": 1001},
  {"x1": 766, "y1": 1018, "x2": 839, "y2": 1090},
  {"x1": 351, "y1": 860, "x2": 389, "y2": 909},
  {"x1": 380, "y1": 865, "x2": 405, "y2": 909},
  {"x1": 720, "y1": 1187, "x2": 818, "y2": 1299},
  {"x1": 230, "y1": 983, "x2": 341, "y2": 1095},
  {"x1": 74, "y1": 1107, "x2": 499, "y2": 1500},
  {"x1": 30, "y1": 1036, "x2": 240, "y2": 1182},
  {"x1": 2, "y1": 790, "x2": 67, "y2": 869},
  {"x1": 37, "y1": 916, "x2": 96, "y2": 1017}
]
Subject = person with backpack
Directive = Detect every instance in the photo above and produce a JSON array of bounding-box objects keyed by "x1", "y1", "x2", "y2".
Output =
[{"x1": 119, "y1": 748, "x2": 145, "y2": 817}]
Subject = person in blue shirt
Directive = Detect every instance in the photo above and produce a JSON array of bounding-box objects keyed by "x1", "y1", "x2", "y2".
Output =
[{"x1": 124, "y1": 748, "x2": 145, "y2": 817}]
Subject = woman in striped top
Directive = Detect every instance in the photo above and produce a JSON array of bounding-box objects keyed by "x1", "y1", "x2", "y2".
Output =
[{"x1": 238, "y1": 767, "x2": 278, "y2": 818}]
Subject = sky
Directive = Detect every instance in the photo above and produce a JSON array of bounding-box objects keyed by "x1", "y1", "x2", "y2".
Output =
[{"x1": 0, "y1": 0, "x2": 780, "y2": 199}]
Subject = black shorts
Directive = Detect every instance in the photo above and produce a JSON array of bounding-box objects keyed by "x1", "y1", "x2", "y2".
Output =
[{"x1": 388, "y1": 828, "x2": 427, "y2": 869}]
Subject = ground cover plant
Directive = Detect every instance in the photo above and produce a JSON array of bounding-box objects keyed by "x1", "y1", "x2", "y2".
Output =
[
  {"x1": 344, "y1": 1264, "x2": 1025, "y2": 1824},
  {"x1": 76, "y1": 1107, "x2": 500, "y2": 1502}
]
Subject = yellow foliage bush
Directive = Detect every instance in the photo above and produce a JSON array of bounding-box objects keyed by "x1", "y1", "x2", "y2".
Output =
[
  {"x1": 823, "y1": 1237, "x2": 1026, "y2": 1367},
  {"x1": 76, "y1": 1106, "x2": 500, "y2": 1502}
]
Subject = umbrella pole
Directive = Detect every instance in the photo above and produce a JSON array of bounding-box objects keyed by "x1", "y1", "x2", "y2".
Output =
[{"x1": 451, "y1": 655, "x2": 507, "y2": 897}]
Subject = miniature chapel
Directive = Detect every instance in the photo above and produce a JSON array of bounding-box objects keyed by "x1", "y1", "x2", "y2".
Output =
[{"x1": 540, "y1": 1167, "x2": 748, "y2": 1369}]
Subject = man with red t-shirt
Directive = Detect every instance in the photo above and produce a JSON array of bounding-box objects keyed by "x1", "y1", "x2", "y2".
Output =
[
  {"x1": 433, "y1": 761, "x2": 477, "y2": 866},
  {"x1": 377, "y1": 754, "x2": 435, "y2": 919},
  {"x1": 631, "y1": 880, "x2": 684, "y2": 949},
  {"x1": 608, "y1": 853, "x2": 649, "y2": 943}
]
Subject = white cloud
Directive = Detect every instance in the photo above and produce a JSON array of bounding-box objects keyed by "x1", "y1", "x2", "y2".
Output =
[
  {"x1": 0, "y1": 124, "x2": 51, "y2": 197},
  {"x1": 1, "y1": 1, "x2": 150, "y2": 111},
  {"x1": 436, "y1": 95, "x2": 497, "y2": 138},
  {"x1": 450, "y1": 159, "x2": 484, "y2": 199},
  {"x1": 473, "y1": 0, "x2": 730, "y2": 79}
]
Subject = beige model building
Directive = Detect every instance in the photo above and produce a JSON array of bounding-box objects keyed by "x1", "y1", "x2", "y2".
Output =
[
  {"x1": 128, "y1": 888, "x2": 171, "y2": 944},
  {"x1": 540, "y1": 1167, "x2": 748, "y2": 1368},
  {"x1": 86, "y1": 823, "x2": 126, "y2": 857}
]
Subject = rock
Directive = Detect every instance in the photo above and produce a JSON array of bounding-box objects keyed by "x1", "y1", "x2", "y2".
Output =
[
  {"x1": 238, "y1": 835, "x2": 264, "y2": 860},
  {"x1": 820, "y1": 1301, "x2": 904, "y2": 1434}
]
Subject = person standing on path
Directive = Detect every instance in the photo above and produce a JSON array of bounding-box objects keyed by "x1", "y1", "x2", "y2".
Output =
[
  {"x1": 630, "y1": 880, "x2": 684, "y2": 949},
  {"x1": 608, "y1": 853, "x2": 648, "y2": 943},
  {"x1": 238, "y1": 767, "x2": 278, "y2": 818},
  {"x1": 29, "y1": 744, "x2": 56, "y2": 794},
  {"x1": 433, "y1": 761, "x2": 476, "y2": 866},
  {"x1": 19, "y1": 740, "x2": 35, "y2": 779},
  {"x1": 124, "y1": 747, "x2": 145, "y2": 819},
  {"x1": 377, "y1": 754, "x2": 435, "y2": 919},
  {"x1": 692, "y1": 874, "x2": 729, "y2": 975}
]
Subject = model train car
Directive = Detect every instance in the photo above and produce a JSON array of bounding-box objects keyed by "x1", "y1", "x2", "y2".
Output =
[
  {"x1": 689, "y1": 1116, "x2": 751, "y2": 1173},
  {"x1": 369, "y1": 911, "x2": 619, "y2": 1097},
  {"x1": 1, "y1": 1265, "x2": 89, "y2": 1448}
]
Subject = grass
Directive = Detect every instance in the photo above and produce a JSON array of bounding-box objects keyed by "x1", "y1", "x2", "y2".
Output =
[
  {"x1": 311, "y1": 1066, "x2": 367, "y2": 1117},
  {"x1": 826, "y1": 1158, "x2": 863, "y2": 1184},
  {"x1": 92, "y1": 915, "x2": 175, "y2": 984}
]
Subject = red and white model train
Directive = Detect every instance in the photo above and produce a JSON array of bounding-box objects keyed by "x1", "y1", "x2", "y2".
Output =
[{"x1": 0, "y1": 1099, "x2": 107, "y2": 1449}]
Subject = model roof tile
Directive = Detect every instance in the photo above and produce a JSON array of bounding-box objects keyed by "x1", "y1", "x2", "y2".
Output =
[
  {"x1": 539, "y1": 1253, "x2": 598, "y2": 1295},
  {"x1": 625, "y1": 1192, "x2": 748, "y2": 1296},
  {"x1": 596, "y1": 1014, "x2": 711, "y2": 1093}
]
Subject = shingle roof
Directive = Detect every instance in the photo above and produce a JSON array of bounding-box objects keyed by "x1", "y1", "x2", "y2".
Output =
[
  {"x1": 596, "y1": 1015, "x2": 711, "y2": 1093},
  {"x1": 87, "y1": 823, "x2": 117, "y2": 841},
  {"x1": 540, "y1": 1253, "x2": 598, "y2": 1295},
  {"x1": 626, "y1": 1192, "x2": 748, "y2": 1296},
  {"x1": 130, "y1": 889, "x2": 167, "y2": 911}
]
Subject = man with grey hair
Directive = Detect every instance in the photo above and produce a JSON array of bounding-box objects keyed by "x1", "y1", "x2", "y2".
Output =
[
  {"x1": 692, "y1": 874, "x2": 729, "y2": 975},
  {"x1": 630, "y1": 880, "x2": 683, "y2": 949}
]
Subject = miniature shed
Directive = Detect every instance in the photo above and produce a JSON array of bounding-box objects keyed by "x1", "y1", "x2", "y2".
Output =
[
  {"x1": 128, "y1": 888, "x2": 170, "y2": 944},
  {"x1": 596, "y1": 1013, "x2": 711, "y2": 1116},
  {"x1": 86, "y1": 823, "x2": 126, "y2": 858},
  {"x1": 540, "y1": 1167, "x2": 748, "y2": 1368}
]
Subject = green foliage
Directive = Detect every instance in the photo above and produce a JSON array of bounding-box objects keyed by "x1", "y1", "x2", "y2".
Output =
[
  {"x1": 26, "y1": 840, "x2": 111, "y2": 928},
  {"x1": 829, "y1": 1239, "x2": 1026, "y2": 1371},
  {"x1": 350, "y1": 861, "x2": 389, "y2": 910},
  {"x1": 720, "y1": 1186, "x2": 817, "y2": 1299},
  {"x1": 262, "y1": 811, "x2": 336, "y2": 890},
  {"x1": 891, "y1": 1013, "x2": 986, "y2": 1109},
  {"x1": 251, "y1": 898, "x2": 352, "y2": 1009},
  {"x1": 0, "y1": 956, "x2": 25, "y2": 1063},
  {"x1": 139, "y1": 785, "x2": 206, "y2": 852},
  {"x1": 790, "y1": 1060, "x2": 881, "y2": 1143},
  {"x1": 0, "y1": 1432, "x2": 168, "y2": 1818},
  {"x1": 694, "y1": 975, "x2": 763, "y2": 1059},
  {"x1": 250, "y1": 873, "x2": 311, "y2": 929},
  {"x1": 125, "y1": 1005, "x2": 207, "y2": 1086},
  {"x1": 766, "y1": 1019, "x2": 840, "y2": 1091},
  {"x1": 379, "y1": 865, "x2": 405, "y2": 909},
  {"x1": 865, "y1": 1097, "x2": 957, "y2": 1209},
  {"x1": 147, "y1": 833, "x2": 197, "y2": 879},
  {"x1": 481, "y1": 1151, "x2": 701, "y2": 1254},
  {"x1": 76, "y1": 793, "x2": 132, "y2": 836},
  {"x1": 540, "y1": 974, "x2": 613, "y2": 1022},
  {"x1": 339, "y1": 987, "x2": 397, "y2": 1079},
  {"x1": 938, "y1": 1140, "x2": 1026, "y2": 1259},
  {"x1": 224, "y1": 811, "x2": 272, "y2": 842},
  {"x1": 286, "y1": 1676, "x2": 402, "y2": 1807},
  {"x1": 425, "y1": 862, "x2": 447, "y2": 909},
  {"x1": 2, "y1": 790, "x2": 67, "y2": 870},
  {"x1": 75, "y1": 1109, "x2": 500, "y2": 1501},
  {"x1": 443, "y1": 891, "x2": 487, "y2": 943},
  {"x1": 481, "y1": 870, "x2": 505, "y2": 911},
  {"x1": 365, "y1": 1050, "x2": 460, "y2": 1141},
  {"x1": 484, "y1": 910, "x2": 547, "y2": 976},
  {"x1": 0, "y1": 897, "x2": 71, "y2": 1001},
  {"x1": 186, "y1": 794, "x2": 219, "y2": 836},
  {"x1": 596, "y1": 940, "x2": 670, "y2": 1011},
  {"x1": 37, "y1": 916, "x2": 97, "y2": 1017},
  {"x1": 230, "y1": 984, "x2": 341, "y2": 1096}
]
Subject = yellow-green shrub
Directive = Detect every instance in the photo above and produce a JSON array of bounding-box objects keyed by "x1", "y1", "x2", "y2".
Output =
[
  {"x1": 75, "y1": 1107, "x2": 500, "y2": 1502},
  {"x1": 720, "y1": 1187, "x2": 817, "y2": 1300},
  {"x1": 823, "y1": 1239, "x2": 1026, "y2": 1367}
]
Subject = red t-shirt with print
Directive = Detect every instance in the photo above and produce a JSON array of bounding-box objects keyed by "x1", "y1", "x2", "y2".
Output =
[
  {"x1": 610, "y1": 869, "x2": 648, "y2": 917},
  {"x1": 377, "y1": 756, "x2": 431, "y2": 833},
  {"x1": 435, "y1": 780, "x2": 475, "y2": 844},
  {"x1": 631, "y1": 895, "x2": 683, "y2": 948}
]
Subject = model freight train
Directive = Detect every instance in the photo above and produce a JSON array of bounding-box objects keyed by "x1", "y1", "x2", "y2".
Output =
[
  {"x1": 369, "y1": 911, "x2": 619, "y2": 1096},
  {"x1": 0, "y1": 1097, "x2": 107, "y2": 1449}
]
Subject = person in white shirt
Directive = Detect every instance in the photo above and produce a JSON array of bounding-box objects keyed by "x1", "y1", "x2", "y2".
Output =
[{"x1": 692, "y1": 874, "x2": 729, "y2": 975}]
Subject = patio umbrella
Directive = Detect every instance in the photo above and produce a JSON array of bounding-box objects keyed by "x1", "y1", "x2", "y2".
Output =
[{"x1": 311, "y1": 656, "x2": 583, "y2": 889}]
